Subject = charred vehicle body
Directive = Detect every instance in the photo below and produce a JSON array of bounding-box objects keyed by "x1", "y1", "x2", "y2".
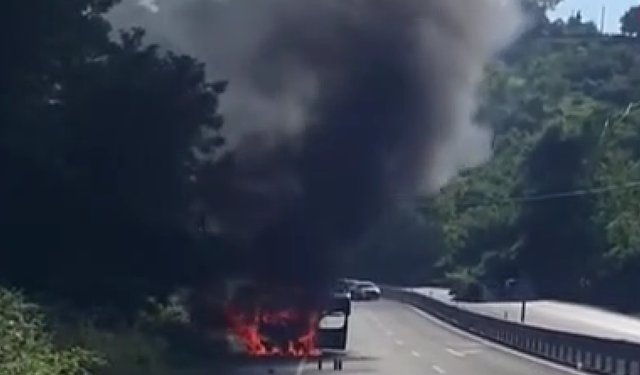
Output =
[{"x1": 224, "y1": 281, "x2": 351, "y2": 363}]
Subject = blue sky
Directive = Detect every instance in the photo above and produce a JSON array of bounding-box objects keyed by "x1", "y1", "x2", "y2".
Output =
[{"x1": 549, "y1": 0, "x2": 637, "y2": 32}]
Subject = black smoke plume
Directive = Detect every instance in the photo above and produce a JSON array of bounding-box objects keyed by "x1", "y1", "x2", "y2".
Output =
[{"x1": 108, "y1": 0, "x2": 525, "y2": 288}]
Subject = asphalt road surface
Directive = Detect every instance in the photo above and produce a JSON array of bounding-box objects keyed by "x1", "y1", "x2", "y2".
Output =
[
  {"x1": 412, "y1": 287, "x2": 640, "y2": 343},
  {"x1": 228, "y1": 300, "x2": 580, "y2": 375}
]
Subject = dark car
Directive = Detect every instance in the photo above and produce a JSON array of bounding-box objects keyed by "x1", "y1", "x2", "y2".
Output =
[{"x1": 333, "y1": 280, "x2": 352, "y2": 300}]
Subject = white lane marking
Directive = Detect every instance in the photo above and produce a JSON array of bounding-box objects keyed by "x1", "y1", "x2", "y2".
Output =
[
  {"x1": 295, "y1": 358, "x2": 307, "y2": 375},
  {"x1": 462, "y1": 349, "x2": 481, "y2": 355},
  {"x1": 446, "y1": 348, "x2": 464, "y2": 357},
  {"x1": 407, "y1": 305, "x2": 587, "y2": 375},
  {"x1": 385, "y1": 330, "x2": 393, "y2": 336},
  {"x1": 411, "y1": 350, "x2": 421, "y2": 357},
  {"x1": 395, "y1": 339, "x2": 404, "y2": 345},
  {"x1": 432, "y1": 365, "x2": 446, "y2": 374}
]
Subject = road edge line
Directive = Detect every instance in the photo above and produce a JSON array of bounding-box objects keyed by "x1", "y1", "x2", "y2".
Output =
[{"x1": 403, "y1": 303, "x2": 586, "y2": 375}]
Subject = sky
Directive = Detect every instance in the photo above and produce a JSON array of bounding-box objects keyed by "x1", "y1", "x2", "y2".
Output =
[
  {"x1": 132, "y1": 0, "x2": 633, "y2": 34},
  {"x1": 549, "y1": 0, "x2": 637, "y2": 33}
]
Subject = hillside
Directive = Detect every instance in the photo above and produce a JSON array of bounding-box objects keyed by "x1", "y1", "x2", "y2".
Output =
[{"x1": 427, "y1": 7, "x2": 640, "y2": 311}]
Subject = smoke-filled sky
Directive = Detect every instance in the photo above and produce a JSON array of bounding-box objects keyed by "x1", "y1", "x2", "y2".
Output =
[{"x1": 107, "y1": 0, "x2": 526, "y2": 286}]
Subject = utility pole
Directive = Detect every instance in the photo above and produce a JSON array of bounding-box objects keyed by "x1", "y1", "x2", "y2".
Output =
[
  {"x1": 506, "y1": 278, "x2": 527, "y2": 323},
  {"x1": 600, "y1": 6, "x2": 606, "y2": 33}
]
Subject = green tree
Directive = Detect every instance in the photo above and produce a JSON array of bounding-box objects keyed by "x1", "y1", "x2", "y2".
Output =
[
  {"x1": 516, "y1": 126, "x2": 596, "y2": 299},
  {"x1": 0, "y1": 288, "x2": 102, "y2": 375},
  {"x1": 0, "y1": 1, "x2": 229, "y2": 314},
  {"x1": 620, "y1": 6, "x2": 640, "y2": 36}
]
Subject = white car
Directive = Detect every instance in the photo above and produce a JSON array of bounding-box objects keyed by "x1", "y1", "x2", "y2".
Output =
[{"x1": 354, "y1": 281, "x2": 381, "y2": 301}]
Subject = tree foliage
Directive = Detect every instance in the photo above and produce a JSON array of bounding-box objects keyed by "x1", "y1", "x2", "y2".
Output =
[
  {"x1": 621, "y1": 6, "x2": 640, "y2": 36},
  {"x1": 0, "y1": 0, "x2": 229, "y2": 314},
  {"x1": 1, "y1": 1, "x2": 235, "y2": 372},
  {"x1": 0, "y1": 288, "x2": 103, "y2": 375},
  {"x1": 426, "y1": 7, "x2": 640, "y2": 310}
]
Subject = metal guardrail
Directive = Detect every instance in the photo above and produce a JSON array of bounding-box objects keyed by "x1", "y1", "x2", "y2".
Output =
[{"x1": 382, "y1": 287, "x2": 640, "y2": 375}]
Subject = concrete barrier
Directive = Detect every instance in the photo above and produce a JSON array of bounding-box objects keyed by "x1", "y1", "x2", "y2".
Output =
[{"x1": 382, "y1": 286, "x2": 640, "y2": 375}]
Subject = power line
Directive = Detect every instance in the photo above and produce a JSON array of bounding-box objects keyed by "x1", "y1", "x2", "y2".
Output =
[
  {"x1": 508, "y1": 180, "x2": 640, "y2": 203},
  {"x1": 439, "y1": 101, "x2": 640, "y2": 209},
  {"x1": 420, "y1": 180, "x2": 640, "y2": 210}
]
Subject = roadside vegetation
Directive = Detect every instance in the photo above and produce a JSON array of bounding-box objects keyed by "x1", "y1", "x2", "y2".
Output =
[{"x1": 1, "y1": 0, "x2": 231, "y2": 373}]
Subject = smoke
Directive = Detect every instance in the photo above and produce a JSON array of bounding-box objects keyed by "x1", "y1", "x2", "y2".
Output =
[{"x1": 107, "y1": 0, "x2": 525, "y2": 286}]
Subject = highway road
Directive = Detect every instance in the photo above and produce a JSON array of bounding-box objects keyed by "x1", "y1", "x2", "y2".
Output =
[
  {"x1": 412, "y1": 287, "x2": 640, "y2": 343},
  {"x1": 228, "y1": 300, "x2": 579, "y2": 375}
]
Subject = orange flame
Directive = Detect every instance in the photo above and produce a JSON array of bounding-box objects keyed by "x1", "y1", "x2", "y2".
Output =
[{"x1": 224, "y1": 304, "x2": 321, "y2": 357}]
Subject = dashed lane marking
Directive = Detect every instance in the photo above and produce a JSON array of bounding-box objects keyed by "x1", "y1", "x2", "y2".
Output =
[
  {"x1": 296, "y1": 358, "x2": 307, "y2": 375},
  {"x1": 411, "y1": 350, "x2": 421, "y2": 357},
  {"x1": 395, "y1": 339, "x2": 404, "y2": 345},
  {"x1": 432, "y1": 365, "x2": 446, "y2": 374},
  {"x1": 407, "y1": 305, "x2": 587, "y2": 375}
]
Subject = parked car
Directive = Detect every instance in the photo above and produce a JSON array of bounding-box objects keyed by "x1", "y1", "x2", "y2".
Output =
[
  {"x1": 351, "y1": 281, "x2": 381, "y2": 301},
  {"x1": 332, "y1": 281, "x2": 352, "y2": 300}
]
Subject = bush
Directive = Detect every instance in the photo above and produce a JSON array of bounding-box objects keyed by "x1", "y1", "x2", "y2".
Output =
[
  {"x1": 445, "y1": 269, "x2": 484, "y2": 302},
  {"x1": 52, "y1": 293, "x2": 228, "y2": 375},
  {"x1": 64, "y1": 325, "x2": 174, "y2": 375},
  {"x1": 1, "y1": 286, "x2": 229, "y2": 375},
  {"x1": 0, "y1": 288, "x2": 103, "y2": 375}
]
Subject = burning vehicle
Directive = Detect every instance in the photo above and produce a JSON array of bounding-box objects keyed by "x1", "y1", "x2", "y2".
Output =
[{"x1": 224, "y1": 281, "x2": 351, "y2": 359}]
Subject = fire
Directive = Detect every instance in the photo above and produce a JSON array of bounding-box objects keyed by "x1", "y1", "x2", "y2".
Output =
[
  {"x1": 224, "y1": 300, "x2": 321, "y2": 357},
  {"x1": 223, "y1": 282, "x2": 327, "y2": 357}
]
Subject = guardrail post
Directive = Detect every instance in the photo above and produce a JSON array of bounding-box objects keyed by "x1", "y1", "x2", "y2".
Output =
[
  {"x1": 585, "y1": 352, "x2": 593, "y2": 369},
  {"x1": 595, "y1": 354, "x2": 603, "y2": 371},
  {"x1": 615, "y1": 358, "x2": 625, "y2": 375}
]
